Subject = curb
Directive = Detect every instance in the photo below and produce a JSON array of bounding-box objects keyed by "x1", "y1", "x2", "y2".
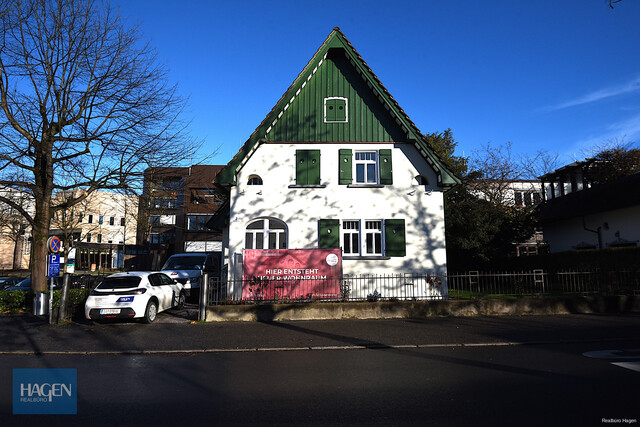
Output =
[
  {"x1": 1, "y1": 336, "x2": 635, "y2": 356},
  {"x1": 205, "y1": 295, "x2": 640, "y2": 321}
]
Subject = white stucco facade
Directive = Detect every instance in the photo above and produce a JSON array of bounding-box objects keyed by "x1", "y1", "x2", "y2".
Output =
[
  {"x1": 215, "y1": 28, "x2": 460, "y2": 300},
  {"x1": 223, "y1": 142, "x2": 448, "y2": 288}
]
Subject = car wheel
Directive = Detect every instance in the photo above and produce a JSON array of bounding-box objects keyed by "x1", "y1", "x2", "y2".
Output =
[
  {"x1": 142, "y1": 300, "x2": 158, "y2": 324},
  {"x1": 176, "y1": 292, "x2": 186, "y2": 310}
]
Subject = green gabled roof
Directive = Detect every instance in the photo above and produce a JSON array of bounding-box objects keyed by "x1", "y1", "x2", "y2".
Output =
[{"x1": 216, "y1": 27, "x2": 461, "y2": 187}]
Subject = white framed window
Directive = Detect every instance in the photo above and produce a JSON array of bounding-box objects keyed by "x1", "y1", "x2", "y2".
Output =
[
  {"x1": 355, "y1": 151, "x2": 378, "y2": 184},
  {"x1": 324, "y1": 97, "x2": 348, "y2": 123},
  {"x1": 364, "y1": 220, "x2": 383, "y2": 255},
  {"x1": 340, "y1": 219, "x2": 383, "y2": 256},
  {"x1": 245, "y1": 218, "x2": 287, "y2": 250},
  {"x1": 341, "y1": 220, "x2": 360, "y2": 256}
]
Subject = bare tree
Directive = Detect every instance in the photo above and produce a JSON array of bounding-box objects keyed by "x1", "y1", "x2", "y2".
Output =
[
  {"x1": 468, "y1": 141, "x2": 524, "y2": 205},
  {"x1": 0, "y1": 186, "x2": 33, "y2": 269},
  {"x1": 519, "y1": 149, "x2": 560, "y2": 180},
  {"x1": 0, "y1": 0, "x2": 198, "y2": 292},
  {"x1": 608, "y1": 0, "x2": 624, "y2": 9}
]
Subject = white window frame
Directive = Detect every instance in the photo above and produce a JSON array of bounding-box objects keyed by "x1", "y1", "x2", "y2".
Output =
[
  {"x1": 354, "y1": 151, "x2": 379, "y2": 184},
  {"x1": 363, "y1": 220, "x2": 383, "y2": 256},
  {"x1": 341, "y1": 220, "x2": 360, "y2": 256},
  {"x1": 324, "y1": 97, "x2": 348, "y2": 123},
  {"x1": 244, "y1": 218, "x2": 288, "y2": 250},
  {"x1": 340, "y1": 219, "x2": 384, "y2": 256}
]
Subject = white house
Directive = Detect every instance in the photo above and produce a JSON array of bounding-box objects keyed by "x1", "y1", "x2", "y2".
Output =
[
  {"x1": 213, "y1": 28, "x2": 460, "y2": 299},
  {"x1": 539, "y1": 163, "x2": 640, "y2": 252}
]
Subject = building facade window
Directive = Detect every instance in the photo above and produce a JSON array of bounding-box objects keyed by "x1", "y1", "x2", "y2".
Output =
[
  {"x1": 109, "y1": 217, "x2": 115, "y2": 226},
  {"x1": 244, "y1": 218, "x2": 287, "y2": 250},
  {"x1": 187, "y1": 214, "x2": 213, "y2": 231},
  {"x1": 340, "y1": 149, "x2": 393, "y2": 185},
  {"x1": 247, "y1": 175, "x2": 263, "y2": 186},
  {"x1": 324, "y1": 97, "x2": 348, "y2": 123},
  {"x1": 341, "y1": 220, "x2": 360, "y2": 256},
  {"x1": 319, "y1": 218, "x2": 405, "y2": 257},
  {"x1": 355, "y1": 152, "x2": 377, "y2": 184},
  {"x1": 149, "y1": 232, "x2": 173, "y2": 244},
  {"x1": 364, "y1": 220, "x2": 383, "y2": 255},
  {"x1": 86, "y1": 233, "x2": 91, "y2": 243},
  {"x1": 340, "y1": 219, "x2": 382, "y2": 256},
  {"x1": 120, "y1": 218, "x2": 125, "y2": 226},
  {"x1": 152, "y1": 197, "x2": 178, "y2": 209},
  {"x1": 98, "y1": 215, "x2": 104, "y2": 225},
  {"x1": 88, "y1": 214, "x2": 93, "y2": 224}
]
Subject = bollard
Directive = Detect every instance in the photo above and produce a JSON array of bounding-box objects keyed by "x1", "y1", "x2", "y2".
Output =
[
  {"x1": 199, "y1": 273, "x2": 209, "y2": 321},
  {"x1": 58, "y1": 273, "x2": 70, "y2": 323},
  {"x1": 33, "y1": 291, "x2": 49, "y2": 316}
]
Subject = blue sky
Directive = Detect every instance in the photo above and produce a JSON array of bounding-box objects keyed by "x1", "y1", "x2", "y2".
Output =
[{"x1": 114, "y1": 0, "x2": 640, "y2": 168}]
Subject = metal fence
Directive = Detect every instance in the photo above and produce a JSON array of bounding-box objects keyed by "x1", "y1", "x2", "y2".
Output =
[
  {"x1": 447, "y1": 269, "x2": 640, "y2": 298},
  {"x1": 207, "y1": 273, "x2": 446, "y2": 304},
  {"x1": 56, "y1": 274, "x2": 102, "y2": 322},
  {"x1": 207, "y1": 269, "x2": 640, "y2": 305}
]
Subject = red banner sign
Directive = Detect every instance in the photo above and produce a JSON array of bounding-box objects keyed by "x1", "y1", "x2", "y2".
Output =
[{"x1": 242, "y1": 248, "x2": 342, "y2": 301}]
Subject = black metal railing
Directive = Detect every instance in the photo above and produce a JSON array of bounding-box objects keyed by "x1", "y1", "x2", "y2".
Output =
[{"x1": 206, "y1": 269, "x2": 640, "y2": 305}]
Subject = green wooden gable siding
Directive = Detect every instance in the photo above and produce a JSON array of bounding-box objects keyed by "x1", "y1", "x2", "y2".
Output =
[
  {"x1": 215, "y1": 28, "x2": 461, "y2": 188},
  {"x1": 266, "y1": 51, "x2": 405, "y2": 143}
]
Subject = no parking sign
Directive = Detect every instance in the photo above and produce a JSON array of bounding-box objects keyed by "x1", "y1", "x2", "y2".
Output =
[{"x1": 48, "y1": 236, "x2": 62, "y2": 254}]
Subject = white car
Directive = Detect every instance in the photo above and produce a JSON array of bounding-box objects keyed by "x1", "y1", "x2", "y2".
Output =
[{"x1": 85, "y1": 272, "x2": 185, "y2": 323}]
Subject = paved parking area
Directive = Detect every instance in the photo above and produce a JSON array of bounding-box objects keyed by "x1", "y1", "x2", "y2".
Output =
[{"x1": 154, "y1": 302, "x2": 198, "y2": 323}]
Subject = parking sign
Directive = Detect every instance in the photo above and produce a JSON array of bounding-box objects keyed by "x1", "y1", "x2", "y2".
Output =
[{"x1": 48, "y1": 255, "x2": 60, "y2": 277}]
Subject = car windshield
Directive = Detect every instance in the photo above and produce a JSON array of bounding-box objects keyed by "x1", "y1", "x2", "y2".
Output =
[
  {"x1": 97, "y1": 277, "x2": 142, "y2": 290},
  {"x1": 162, "y1": 255, "x2": 206, "y2": 270}
]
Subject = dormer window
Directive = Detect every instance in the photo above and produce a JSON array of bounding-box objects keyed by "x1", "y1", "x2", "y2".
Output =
[
  {"x1": 324, "y1": 97, "x2": 348, "y2": 123},
  {"x1": 247, "y1": 175, "x2": 263, "y2": 185}
]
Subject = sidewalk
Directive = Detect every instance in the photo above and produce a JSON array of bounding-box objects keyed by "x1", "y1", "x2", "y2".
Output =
[{"x1": 1, "y1": 312, "x2": 639, "y2": 355}]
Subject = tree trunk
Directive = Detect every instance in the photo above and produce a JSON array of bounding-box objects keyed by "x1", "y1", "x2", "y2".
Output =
[
  {"x1": 30, "y1": 204, "x2": 52, "y2": 292},
  {"x1": 12, "y1": 233, "x2": 21, "y2": 270},
  {"x1": 31, "y1": 146, "x2": 54, "y2": 293}
]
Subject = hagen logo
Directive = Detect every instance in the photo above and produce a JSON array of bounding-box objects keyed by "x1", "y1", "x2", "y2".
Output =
[{"x1": 13, "y1": 369, "x2": 77, "y2": 414}]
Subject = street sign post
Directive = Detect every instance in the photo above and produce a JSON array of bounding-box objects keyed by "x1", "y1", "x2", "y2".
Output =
[{"x1": 48, "y1": 254, "x2": 61, "y2": 277}]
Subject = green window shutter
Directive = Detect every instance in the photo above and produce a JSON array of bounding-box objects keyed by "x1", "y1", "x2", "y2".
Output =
[
  {"x1": 339, "y1": 149, "x2": 352, "y2": 185},
  {"x1": 325, "y1": 98, "x2": 347, "y2": 122},
  {"x1": 384, "y1": 219, "x2": 406, "y2": 257},
  {"x1": 296, "y1": 150, "x2": 321, "y2": 185},
  {"x1": 325, "y1": 99, "x2": 337, "y2": 122},
  {"x1": 318, "y1": 219, "x2": 340, "y2": 248},
  {"x1": 379, "y1": 149, "x2": 393, "y2": 185}
]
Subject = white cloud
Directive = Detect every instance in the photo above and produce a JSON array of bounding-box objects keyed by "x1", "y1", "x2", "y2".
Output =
[
  {"x1": 563, "y1": 111, "x2": 640, "y2": 160},
  {"x1": 542, "y1": 76, "x2": 640, "y2": 112}
]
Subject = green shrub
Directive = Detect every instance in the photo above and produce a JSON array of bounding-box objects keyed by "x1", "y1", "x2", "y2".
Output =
[{"x1": 0, "y1": 290, "x2": 30, "y2": 313}]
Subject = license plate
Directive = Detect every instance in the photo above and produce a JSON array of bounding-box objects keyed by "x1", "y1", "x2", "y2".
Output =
[{"x1": 100, "y1": 309, "x2": 121, "y2": 315}]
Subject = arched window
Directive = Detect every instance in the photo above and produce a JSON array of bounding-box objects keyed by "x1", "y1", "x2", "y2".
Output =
[
  {"x1": 245, "y1": 218, "x2": 287, "y2": 249},
  {"x1": 414, "y1": 175, "x2": 429, "y2": 185},
  {"x1": 247, "y1": 175, "x2": 263, "y2": 185}
]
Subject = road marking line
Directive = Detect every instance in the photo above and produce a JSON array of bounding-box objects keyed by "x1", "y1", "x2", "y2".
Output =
[
  {"x1": 1, "y1": 337, "x2": 638, "y2": 356},
  {"x1": 611, "y1": 361, "x2": 640, "y2": 373}
]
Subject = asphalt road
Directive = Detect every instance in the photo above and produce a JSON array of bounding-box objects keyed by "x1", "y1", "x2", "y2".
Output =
[
  {"x1": 2, "y1": 341, "x2": 639, "y2": 426},
  {"x1": 2, "y1": 314, "x2": 639, "y2": 426}
]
